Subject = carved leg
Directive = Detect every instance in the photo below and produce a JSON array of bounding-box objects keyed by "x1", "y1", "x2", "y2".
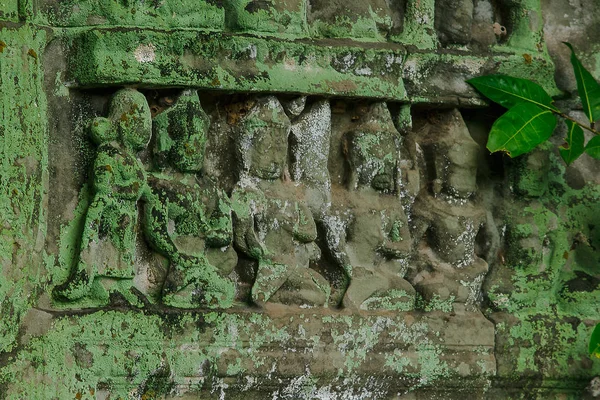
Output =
[
  {"x1": 162, "y1": 254, "x2": 235, "y2": 309},
  {"x1": 53, "y1": 195, "x2": 109, "y2": 301},
  {"x1": 342, "y1": 268, "x2": 389, "y2": 310},
  {"x1": 251, "y1": 261, "x2": 290, "y2": 306},
  {"x1": 268, "y1": 266, "x2": 331, "y2": 307}
]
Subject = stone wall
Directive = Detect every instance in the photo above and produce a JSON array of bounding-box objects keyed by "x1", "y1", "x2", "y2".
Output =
[{"x1": 1, "y1": 0, "x2": 600, "y2": 399}]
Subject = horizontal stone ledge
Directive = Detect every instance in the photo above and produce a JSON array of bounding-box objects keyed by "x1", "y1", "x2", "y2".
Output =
[
  {"x1": 66, "y1": 29, "x2": 408, "y2": 100},
  {"x1": 11, "y1": 307, "x2": 495, "y2": 398},
  {"x1": 85, "y1": 375, "x2": 498, "y2": 400},
  {"x1": 64, "y1": 29, "x2": 558, "y2": 104}
]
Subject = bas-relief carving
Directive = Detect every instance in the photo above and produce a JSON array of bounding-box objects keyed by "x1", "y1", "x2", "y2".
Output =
[
  {"x1": 231, "y1": 96, "x2": 330, "y2": 307},
  {"x1": 408, "y1": 110, "x2": 487, "y2": 309},
  {"x1": 144, "y1": 90, "x2": 236, "y2": 308},
  {"x1": 55, "y1": 89, "x2": 237, "y2": 307},
  {"x1": 54, "y1": 89, "x2": 154, "y2": 304},
  {"x1": 324, "y1": 102, "x2": 416, "y2": 311},
  {"x1": 54, "y1": 89, "x2": 490, "y2": 313}
]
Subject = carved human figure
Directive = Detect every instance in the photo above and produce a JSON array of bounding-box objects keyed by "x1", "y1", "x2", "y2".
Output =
[
  {"x1": 144, "y1": 90, "x2": 236, "y2": 308},
  {"x1": 54, "y1": 89, "x2": 154, "y2": 302},
  {"x1": 408, "y1": 109, "x2": 487, "y2": 309},
  {"x1": 324, "y1": 102, "x2": 416, "y2": 311},
  {"x1": 231, "y1": 96, "x2": 330, "y2": 307},
  {"x1": 483, "y1": 147, "x2": 553, "y2": 309},
  {"x1": 289, "y1": 99, "x2": 332, "y2": 215},
  {"x1": 503, "y1": 147, "x2": 551, "y2": 266}
]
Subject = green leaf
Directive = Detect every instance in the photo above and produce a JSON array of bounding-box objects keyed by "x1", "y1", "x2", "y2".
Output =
[
  {"x1": 589, "y1": 323, "x2": 600, "y2": 358},
  {"x1": 585, "y1": 135, "x2": 600, "y2": 159},
  {"x1": 487, "y1": 102, "x2": 557, "y2": 157},
  {"x1": 467, "y1": 74, "x2": 557, "y2": 111},
  {"x1": 564, "y1": 42, "x2": 600, "y2": 123},
  {"x1": 559, "y1": 120, "x2": 585, "y2": 165}
]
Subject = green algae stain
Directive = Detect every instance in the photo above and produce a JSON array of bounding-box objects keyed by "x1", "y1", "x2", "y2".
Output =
[
  {"x1": 67, "y1": 29, "x2": 407, "y2": 100},
  {"x1": 0, "y1": 26, "x2": 49, "y2": 355},
  {"x1": 391, "y1": 0, "x2": 436, "y2": 49},
  {"x1": 486, "y1": 148, "x2": 600, "y2": 380},
  {"x1": 0, "y1": 0, "x2": 18, "y2": 22},
  {"x1": 225, "y1": 0, "x2": 308, "y2": 38},
  {"x1": 1, "y1": 311, "x2": 318, "y2": 398},
  {"x1": 1, "y1": 312, "x2": 169, "y2": 399},
  {"x1": 37, "y1": 0, "x2": 225, "y2": 30}
]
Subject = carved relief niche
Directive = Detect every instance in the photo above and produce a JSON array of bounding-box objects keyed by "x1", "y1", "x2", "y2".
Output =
[
  {"x1": 49, "y1": 87, "x2": 495, "y2": 316},
  {"x1": 36, "y1": 80, "x2": 506, "y2": 396}
]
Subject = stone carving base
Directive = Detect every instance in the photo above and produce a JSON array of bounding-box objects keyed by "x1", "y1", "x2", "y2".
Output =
[{"x1": 15, "y1": 308, "x2": 495, "y2": 399}]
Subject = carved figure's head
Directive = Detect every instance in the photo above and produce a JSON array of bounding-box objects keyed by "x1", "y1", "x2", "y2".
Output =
[
  {"x1": 153, "y1": 90, "x2": 210, "y2": 173},
  {"x1": 510, "y1": 146, "x2": 550, "y2": 198},
  {"x1": 89, "y1": 117, "x2": 116, "y2": 145},
  {"x1": 108, "y1": 88, "x2": 152, "y2": 151},
  {"x1": 345, "y1": 131, "x2": 398, "y2": 192},
  {"x1": 237, "y1": 96, "x2": 291, "y2": 180},
  {"x1": 427, "y1": 109, "x2": 479, "y2": 199},
  {"x1": 344, "y1": 103, "x2": 400, "y2": 192}
]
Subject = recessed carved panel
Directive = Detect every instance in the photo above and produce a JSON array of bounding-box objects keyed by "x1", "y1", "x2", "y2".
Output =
[{"x1": 51, "y1": 88, "x2": 494, "y2": 316}]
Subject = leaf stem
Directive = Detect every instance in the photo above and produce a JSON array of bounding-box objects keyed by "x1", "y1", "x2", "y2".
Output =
[{"x1": 553, "y1": 110, "x2": 600, "y2": 135}]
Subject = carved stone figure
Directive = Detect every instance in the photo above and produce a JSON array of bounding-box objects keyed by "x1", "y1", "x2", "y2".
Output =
[
  {"x1": 324, "y1": 102, "x2": 416, "y2": 311},
  {"x1": 289, "y1": 99, "x2": 332, "y2": 214},
  {"x1": 144, "y1": 90, "x2": 236, "y2": 308},
  {"x1": 231, "y1": 96, "x2": 330, "y2": 307},
  {"x1": 54, "y1": 89, "x2": 154, "y2": 303},
  {"x1": 408, "y1": 109, "x2": 488, "y2": 309},
  {"x1": 483, "y1": 146, "x2": 552, "y2": 309}
]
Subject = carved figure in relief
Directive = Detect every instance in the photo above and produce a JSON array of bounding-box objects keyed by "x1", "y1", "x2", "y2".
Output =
[
  {"x1": 231, "y1": 96, "x2": 330, "y2": 307},
  {"x1": 289, "y1": 99, "x2": 332, "y2": 215},
  {"x1": 324, "y1": 102, "x2": 416, "y2": 311},
  {"x1": 483, "y1": 147, "x2": 553, "y2": 309},
  {"x1": 54, "y1": 89, "x2": 154, "y2": 302},
  {"x1": 144, "y1": 90, "x2": 236, "y2": 308},
  {"x1": 408, "y1": 109, "x2": 487, "y2": 309},
  {"x1": 503, "y1": 147, "x2": 551, "y2": 268}
]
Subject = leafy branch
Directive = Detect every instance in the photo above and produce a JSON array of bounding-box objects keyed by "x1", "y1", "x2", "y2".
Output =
[{"x1": 467, "y1": 42, "x2": 600, "y2": 165}]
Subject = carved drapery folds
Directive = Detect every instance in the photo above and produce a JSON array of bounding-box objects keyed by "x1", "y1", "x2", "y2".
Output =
[{"x1": 54, "y1": 88, "x2": 491, "y2": 313}]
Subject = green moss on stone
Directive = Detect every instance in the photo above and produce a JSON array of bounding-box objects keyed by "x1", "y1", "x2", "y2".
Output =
[
  {"x1": 67, "y1": 29, "x2": 407, "y2": 100},
  {"x1": 225, "y1": 0, "x2": 308, "y2": 38},
  {"x1": 0, "y1": 0, "x2": 19, "y2": 22},
  {"x1": 0, "y1": 25, "x2": 48, "y2": 354}
]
